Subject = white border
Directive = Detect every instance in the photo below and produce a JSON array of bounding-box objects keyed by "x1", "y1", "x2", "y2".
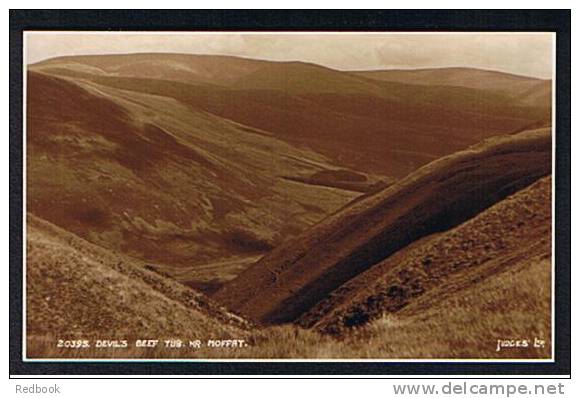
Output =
[
  {"x1": 22, "y1": 31, "x2": 28, "y2": 364},
  {"x1": 21, "y1": 31, "x2": 557, "y2": 364}
]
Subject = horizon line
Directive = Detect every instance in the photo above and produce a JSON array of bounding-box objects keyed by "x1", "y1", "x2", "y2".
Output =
[{"x1": 30, "y1": 51, "x2": 551, "y2": 80}]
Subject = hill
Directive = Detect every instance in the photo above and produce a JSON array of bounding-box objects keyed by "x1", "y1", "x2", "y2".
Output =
[
  {"x1": 213, "y1": 128, "x2": 551, "y2": 324},
  {"x1": 26, "y1": 213, "x2": 248, "y2": 358},
  {"x1": 26, "y1": 69, "x2": 364, "y2": 274},
  {"x1": 298, "y1": 176, "x2": 551, "y2": 335},
  {"x1": 30, "y1": 53, "x2": 270, "y2": 86},
  {"x1": 354, "y1": 67, "x2": 552, "y2": 108}
]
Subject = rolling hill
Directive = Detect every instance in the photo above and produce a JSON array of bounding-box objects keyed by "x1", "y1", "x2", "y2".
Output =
[
  {"x1": 31, "y1": 54, "x2": 551, "y2": 177},
  {"x1": 28, "y1": 53, "x2": 269, "y2": 86}
]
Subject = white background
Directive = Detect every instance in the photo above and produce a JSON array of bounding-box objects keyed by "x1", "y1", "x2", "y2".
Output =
[{"x1": 2, "y1": 1, "x2": 576, "y2": 396}]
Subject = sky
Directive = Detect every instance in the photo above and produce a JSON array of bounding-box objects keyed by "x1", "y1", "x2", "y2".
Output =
[{"x1": 25, "y1": 32, "x2": 554, "y2": 79}]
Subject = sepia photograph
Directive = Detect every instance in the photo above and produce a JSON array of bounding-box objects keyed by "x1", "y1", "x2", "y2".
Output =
[{"x1": 18, "y1": 26, "x2": 561, "y2": 364}]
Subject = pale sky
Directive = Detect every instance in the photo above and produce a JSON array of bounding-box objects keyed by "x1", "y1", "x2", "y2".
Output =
[{"x1": 25, "y1": 32, "x2": 554, "y2": 79}]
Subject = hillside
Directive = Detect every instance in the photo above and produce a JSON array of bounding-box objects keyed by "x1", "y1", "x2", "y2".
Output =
[
  {"x1": 213, "y1": 128, "x2": 551, "y2": 324},
  {"x1": 26, "y1": 213, "x2": 248, "y2": 358},
  {"x1": 26, "y1": 69, "x2": 364, "y2": 274},
  {"x1": 298, "y1": 176, "x2": 551, "y2": 335},
  {"x1": 239, "y1": 252, "x2": 551, "y2": 359}
]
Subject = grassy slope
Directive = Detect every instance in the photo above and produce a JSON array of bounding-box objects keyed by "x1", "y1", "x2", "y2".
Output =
[
  {"x1": 243, "y1": 255, "x2": 551, "y2": 359},
  {"x1": 26, "y1": 213, "x2": 250, "y2": 359},
  {"x1": 214, "y1": 129, "x2": 551, "y2": 324},
  {"x1": 299, "y1": 176, "x2": 551, "y2": 335},
  {"x1": 25, "y1": 178, "x2": 552, "y2": 360},
  {"x1": 28, "y1": 249, "x2": 550, "y2": 359}
]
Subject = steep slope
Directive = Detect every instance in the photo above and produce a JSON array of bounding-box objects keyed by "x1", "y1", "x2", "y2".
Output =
[
  {"x1": 27, "y1": 70, "x2": 364, "y2": 269},
  {"x1": 30, "y1": 55, "x2": 550, "y2": 177},
  {"x1": 26, "y1": 213, "x2": 248, "y2": 348},
  {"x1": 298, "y1": 176, "x2": 551, "y2": 335},
  {"x1": 216, "y1": 256, "x2": 550, "y2": 359},
  {"x1": 213, "y1": 128, "x2": 551, "y2": 324}
]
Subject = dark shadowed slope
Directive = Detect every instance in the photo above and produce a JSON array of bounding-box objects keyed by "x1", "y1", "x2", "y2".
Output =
[
  {"x1": 298, "y1": 176, "x2": 551, "y2": 335},
  {"x1": 213, "y1": 128, "x2": 551, "y2": 324},
  {"x1": 31, "y1": 55, "x2": 550, "y2": 177}
]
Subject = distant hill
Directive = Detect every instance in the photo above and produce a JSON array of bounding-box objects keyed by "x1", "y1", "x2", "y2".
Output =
[
  {"x1": 354, "y1": 66, "x2": 551, "y2": 108},
  {"x1": 31, "y1": 53, "x2": 270, "y2": 86},
  {"x1": 31, "y1": 55, "x2": 551, "y2": 178}
]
